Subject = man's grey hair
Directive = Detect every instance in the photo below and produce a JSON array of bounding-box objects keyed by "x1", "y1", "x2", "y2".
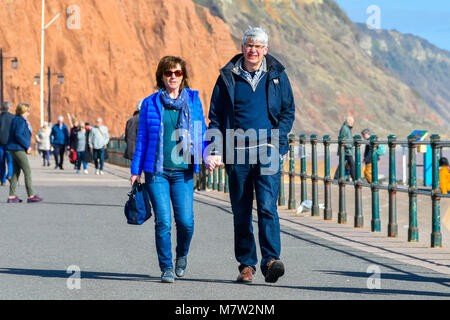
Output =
[
  {"x1": 345, "y1": 116, "x2": 354, "y2": 124},
  {"x1": 242, "y1": 27, "x2": 269, "y2": 47},
  {"x1": 1, "y1": 101, "x2": 11, "y2": 112}
]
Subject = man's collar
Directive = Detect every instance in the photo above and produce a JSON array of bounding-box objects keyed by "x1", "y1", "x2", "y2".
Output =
[{"x1": 233, "y1": 56, "x2": 267, "y2": 75}]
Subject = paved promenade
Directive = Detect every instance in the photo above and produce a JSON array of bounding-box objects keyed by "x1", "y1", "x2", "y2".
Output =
[{"x1": 0, "y1": 156, "x2": 449, "y2": 300}]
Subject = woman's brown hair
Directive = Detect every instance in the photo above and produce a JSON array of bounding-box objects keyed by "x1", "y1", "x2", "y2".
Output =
[
  {"x1": 15, "y1": 102, "x2": 30, "y2": 116},
  {"x1": 155, "y1": 56, "x2": 190, "y2": 92}
]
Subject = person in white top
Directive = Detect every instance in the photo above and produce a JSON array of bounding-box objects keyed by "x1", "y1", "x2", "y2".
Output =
[
  {"x1": 35, "y1": 121, "x2": 52, "y2": 166},
  {"x1": 88, "y1": 117, "x2": 109, "y2": 175}
]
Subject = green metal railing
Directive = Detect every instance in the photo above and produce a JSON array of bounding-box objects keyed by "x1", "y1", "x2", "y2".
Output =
[
  {"x1": 107, "y1": 134, "x2": 449, "y2": 248},
  {"x1": 278, "y1": 133, "x2": 449, "y2": 248}
]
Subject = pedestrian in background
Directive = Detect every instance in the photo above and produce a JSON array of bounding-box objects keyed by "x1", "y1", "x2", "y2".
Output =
[
  {"x1": 6, "y1": 102, "x2": 42, "y2": 203},
  {"x1": 84, "y1": 122, "x2": 92, "y2": 164},
  {"x1": 361, "y1": 128, "x2": 380, "y2": 183},
  {"x1": 206, "y1": 27, "x2": 295, "y2": 283},
  {"x1": 50, "y1": 115, "x2": 70, "y2": 170},
  {"x1": 439, "y1": 157, "x2": 450, "y2": 194},
  {"x1": 130, "y1": 56, "x2": 207, "y2": 283},
  {"x1": 124, "y1": 99, "x2": 143, "y2": 161},
  {"x1": 75, "y1": 122, "x2": 88, "y2": 174},
  {"x1": 334, "y1": 116, "x2": 355, "y2": 181},
  {"x1": 89, "y1": 117, "x2": 109, "y2": 175},
  {"x1": 35, "y1": 121, "x2": 52, "y2": 167},
  {"x1": 69, "y1": 119, "x2": 80, "y2": 169},
  {"x1": 0, "y1": 101, "x2": 14, "y2": 186}
]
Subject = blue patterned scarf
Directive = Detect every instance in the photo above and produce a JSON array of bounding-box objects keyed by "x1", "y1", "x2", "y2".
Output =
[{"x1": 156, "y1": 88, "x2": 193, "y2": 173}]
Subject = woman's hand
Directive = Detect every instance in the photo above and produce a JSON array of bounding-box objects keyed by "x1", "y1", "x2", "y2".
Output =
[
  {"x1": 130, "y1": 175, "x2": 141, "y2": 186},
  {"x1": 26, "y1": 147, "x2": 32, "y2": 155},
  {"x1": 205, "y1": 155, "x2": 222, "y2": 172}
]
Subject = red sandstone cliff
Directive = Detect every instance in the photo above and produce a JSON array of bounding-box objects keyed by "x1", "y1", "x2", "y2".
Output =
[{"x1": 0, "y1": 0, "x2": 238, "y2": 137}]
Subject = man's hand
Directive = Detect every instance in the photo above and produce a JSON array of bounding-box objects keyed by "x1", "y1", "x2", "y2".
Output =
[
  {"x1": 130, "y1": 175, "x2": 141, "y2": 186},
  {"x1": 205, "y1": 155, "x2": 222, "y2": 171}
]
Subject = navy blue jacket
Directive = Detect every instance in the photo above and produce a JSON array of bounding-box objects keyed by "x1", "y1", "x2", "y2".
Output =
[
  {"x1": 50, "y1": 123, "x2": 70, "y2": 146},
  {"x1": 7, "y1": 116, "x2": 31, "y2": 151},
  {"x1": 208, "y1": 54, "x2": 295, "y2": 158},
  {"x1": 0, "y1": 111, "x2": 15, "y2": 145}
]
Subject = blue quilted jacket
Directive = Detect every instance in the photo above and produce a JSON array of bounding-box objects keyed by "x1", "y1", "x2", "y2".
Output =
[{"x1": 130, "y1": 89, "x2": 207, "y2": 175}]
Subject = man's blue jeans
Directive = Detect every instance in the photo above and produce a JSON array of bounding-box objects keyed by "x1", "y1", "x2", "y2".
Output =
[
  {"x1": 145, "y1": 169, "x2": 194, "y2": 272},
  {"x1": 93, "y1": 148, "x2": 105, "y2": 170},
  {"x1": 225, "y1": 158, "x2": 281, "y2": 275},
  {"x1": 0, "y1": 145, "x2": 13, "y2": 183}
]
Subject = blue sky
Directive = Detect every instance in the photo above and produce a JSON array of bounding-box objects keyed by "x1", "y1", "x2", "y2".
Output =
[{"x1": 335, "y1": 0, "x2": 450, "y2": 51}]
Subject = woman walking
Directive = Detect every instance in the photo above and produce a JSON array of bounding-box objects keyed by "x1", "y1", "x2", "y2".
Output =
[
  {"x1": 130, "y1": 56, "x2": 206, "y2": 283},
  {"x1": 75, "y1": 122, "x2": 88, "y2": 174},
  {"x1": 35, "y1": 121, "x2": 52, "y2": 167},
  {"x1": 7, "y1": 102, "x2": 43, "y2": 203}
]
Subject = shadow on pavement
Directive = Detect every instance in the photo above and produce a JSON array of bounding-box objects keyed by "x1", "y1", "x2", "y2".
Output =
[{"x1": 0, "y1": 267, "x2": 449, "y2": 298}]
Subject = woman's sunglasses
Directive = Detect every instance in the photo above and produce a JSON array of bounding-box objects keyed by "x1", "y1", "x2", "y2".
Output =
[{"x1": 163, "y1": 70, "x2": 183, "y2": 77}]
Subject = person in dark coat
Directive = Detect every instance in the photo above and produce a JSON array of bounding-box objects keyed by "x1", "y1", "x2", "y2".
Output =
[
  {"x1": 84, "y1": 122, "x2": 92, "y2": 163},
  {"x1": 0, "y1": 101, "x2": 15, "y2": 186},
  {"x1": 124, "y1": 99, "x2": 143, "y2": 161},
  {"x1": 361, "y1": 128, "x2": 380, "y2": 183},
  {"x1": 50, "y1": 115, "x2": 70, "y2": 170},
  {"x1": 206, "y1": 27, "x2": 295, "y2": 284}
]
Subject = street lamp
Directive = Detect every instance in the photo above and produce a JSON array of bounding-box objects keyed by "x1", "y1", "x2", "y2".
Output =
[
  {"x1": 39, "y1": 0, "x2": 61, "y2": 127},
  {"x1": 0, "y1": 48, "x2": 19, "y2": 107},
  {"x1": 34, "y1": 66, "x2": 64, "y2": 124}
]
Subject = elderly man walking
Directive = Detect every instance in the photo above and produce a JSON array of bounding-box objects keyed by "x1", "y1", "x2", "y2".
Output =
[
  {"x1": 334, "y1": 116, "x2": 356, "y2": 181},
  {"x1": 89, "y1": 117, "x2": 109, "y2": 175},
  {"x1": 206, "y1": 27, "x2": 295, "y2": 283}
]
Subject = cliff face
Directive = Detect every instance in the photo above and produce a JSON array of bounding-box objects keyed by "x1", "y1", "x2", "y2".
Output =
[
  {"x1": 0, "y1": 0, "x2": 237, "y2": 136},
  {"x1": 1, "y1": 0, "x2": 447, "y2": 141},
  {"x1": 194, "y1": 0, "x2": 447, "y2": 138},
  {"x1": 355, "y1": 23, "x2": 450, "y2": 129}
]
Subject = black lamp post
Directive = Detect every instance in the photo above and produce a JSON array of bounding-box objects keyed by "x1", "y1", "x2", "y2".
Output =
[
  {"x1": 34, "y1": 66, "x2": 64, "y2": 123},
  {"x1": 0, "y1": 48, "x2": 19, "y2": 107}
]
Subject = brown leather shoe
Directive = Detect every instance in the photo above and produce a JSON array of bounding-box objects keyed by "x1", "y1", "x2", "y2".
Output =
[
  {"x1": 236, "y1": 266, "x2": 255, "y2": 283},
  {"x1": 264, "y1": 260, "x2": 285, "y2": 283}
]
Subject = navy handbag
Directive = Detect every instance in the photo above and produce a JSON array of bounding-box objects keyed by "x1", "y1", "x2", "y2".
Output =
[{"x1": 124, "y1": 182, "x2": 152, "y2": 225}]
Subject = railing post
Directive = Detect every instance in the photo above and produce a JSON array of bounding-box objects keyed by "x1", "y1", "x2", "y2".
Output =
[
  {"x1": 354, "y1": 135, "x2": 363, "y2": 228},
  {"x1": 408, "y1": 134, "x2": 419, "y2": 242},
  {"x1": 323, "y1": 135, "x2": 332, "y2": 220},
  {"x1": 430, "y1": 134, "x2": 442, "y2": 248},
  {"x1": 207, "y1": 170, "x2": 212, "y2": 190},
  {"x1": 288, "y1": 134, "x2": 296, "y2": 210},
  {"x1": 299, "y1": 134, "x2": 307, "y2": 203},
  {"x1": 338, "y1": 134, "x2": 347, "y2": 224},
  {"x1": 218, "y1": 166, "x2": 224, "y2": 192},
  {"x1": 224, "y1": 169, "x2": 229, "y2": 193},
  {"x1": 310, "y1": 134, "x2": 320, "y2": 217},
  {"x1": 370, "y1": 135, "x2": 381, "y2": 232},
  {"x1": 278, "y1": 156, "x2": 285, "y2": 206},
  {"x1": 388, "y1": 135, "x2": 398, "y2": 237},
  {"x1": 213, "y1": 167, "x2": 218, "y2": 191}
]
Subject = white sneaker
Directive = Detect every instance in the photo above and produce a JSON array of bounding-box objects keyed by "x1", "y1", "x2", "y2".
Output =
[
  {"x1": 96, "y1": 170, "x2": 100, "y2": 175},
  {"x1": 100, "y1": 170, "x2": 104, "y2": 175},
  {"x1": 84, "y1": 170, "x2": 88, "y2": 174}
]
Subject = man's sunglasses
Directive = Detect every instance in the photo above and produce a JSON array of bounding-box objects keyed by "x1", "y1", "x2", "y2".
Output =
[{"x1": 163, "y1": 70, "x2": 183, "y2": 77}]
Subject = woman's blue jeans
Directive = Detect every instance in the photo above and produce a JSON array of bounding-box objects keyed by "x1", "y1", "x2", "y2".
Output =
[
  {"x1": 145, "y1": 169, "x2": 194, "y2": 272},
  {"x1": 76, "y1": 151, "x2": 87, "y2": 170}
]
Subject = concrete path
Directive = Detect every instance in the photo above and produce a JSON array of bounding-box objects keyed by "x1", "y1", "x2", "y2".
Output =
[{"x1": 0, "y1": 156, "x2": 449, "y2": 300}]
